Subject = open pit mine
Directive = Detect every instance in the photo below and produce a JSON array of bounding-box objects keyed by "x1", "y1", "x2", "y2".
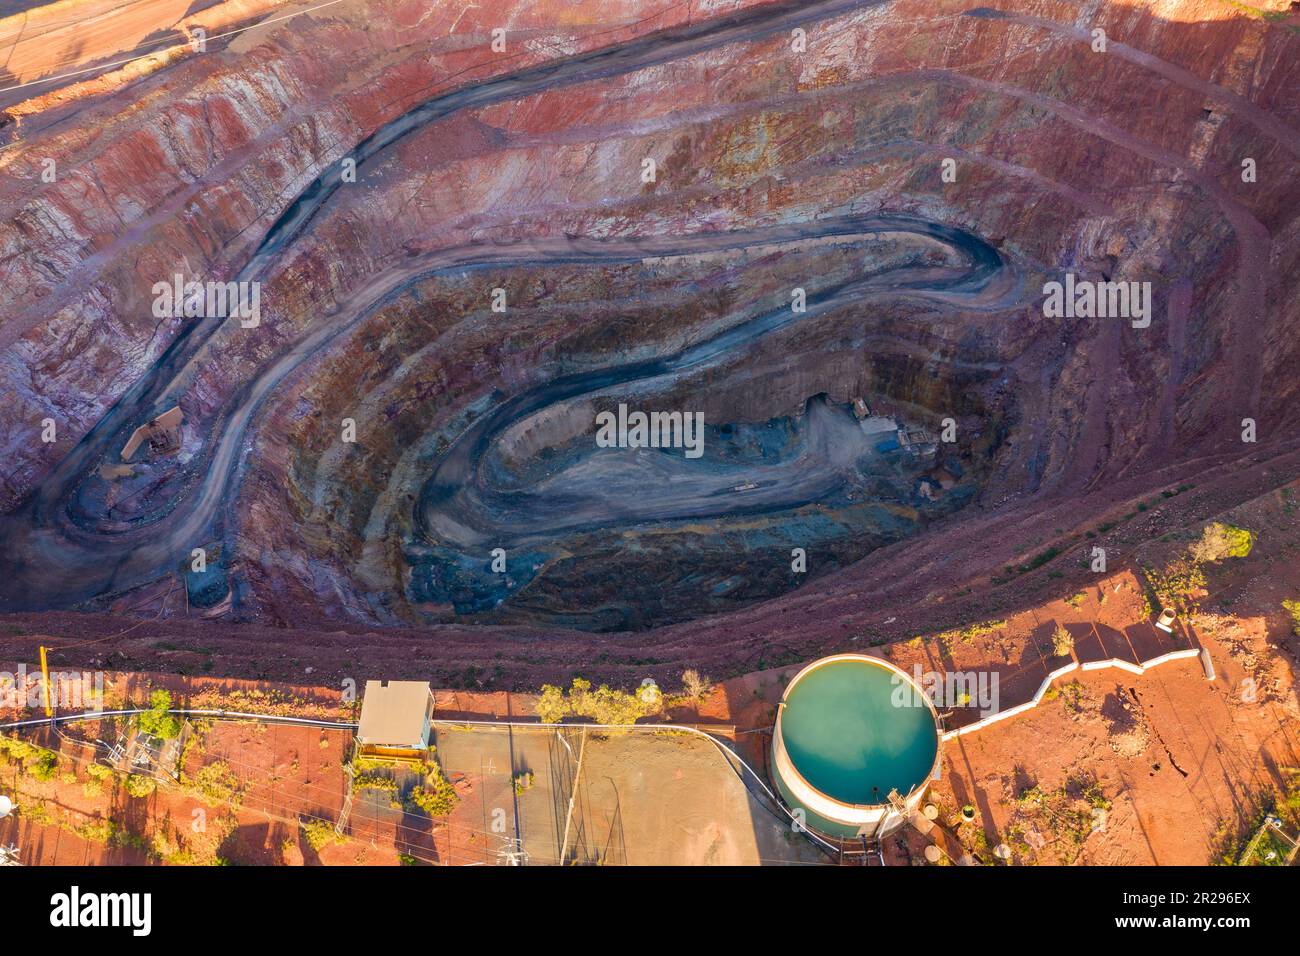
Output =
[{"x1": 0, "y1": 0, "x2": 1296, "y2": 682}]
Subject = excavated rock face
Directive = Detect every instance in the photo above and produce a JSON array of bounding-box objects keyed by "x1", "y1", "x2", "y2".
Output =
[{"x1": 0, "y1": 0, "x2": 1297, "y2": 640}]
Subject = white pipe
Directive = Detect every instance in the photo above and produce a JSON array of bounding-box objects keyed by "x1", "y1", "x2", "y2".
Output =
[{"x1": 0, "y1": 708, "x2": 356, "y2": 731}]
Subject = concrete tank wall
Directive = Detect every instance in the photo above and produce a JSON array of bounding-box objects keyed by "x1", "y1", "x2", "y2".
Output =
[{"x1": 771, "y1": 653, "x2": 941, "y2": 841}]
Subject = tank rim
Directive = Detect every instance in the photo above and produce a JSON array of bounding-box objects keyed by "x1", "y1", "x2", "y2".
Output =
[{"x1": 773, "y1": 653, "x2": 942, "y2": 824}]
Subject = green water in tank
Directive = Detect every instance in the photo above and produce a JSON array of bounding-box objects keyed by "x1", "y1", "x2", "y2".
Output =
[{"x1": 780, "y1": 659, "x2": 938, "y2": 804}]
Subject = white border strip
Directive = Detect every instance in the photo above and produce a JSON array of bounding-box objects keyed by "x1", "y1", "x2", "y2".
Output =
[{"x1": 941, "y1": 647, "x2": 1202, "y2": 741}]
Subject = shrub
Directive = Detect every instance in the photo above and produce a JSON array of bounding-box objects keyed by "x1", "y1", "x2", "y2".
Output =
[
  {"x1": 1146, "y1": 557, "x2": 1207, "y2": 613},
  {"x1": 1189, "y1": 522, "x2": 1254, "y2": 563},
  {"x1": 0, "y1": 738, "x2": 45, "y2": 764},
  {"x1": 406, "y1": 753, "x2": 458, "y2": 817},
  {"x1": 0, "y1": 736, "x2": 60, "y2": 777},
  {"x1": 680, "y1": 669, "x2": 712, "y2": 701},
  {"x1": 75, "y1": 818, "x2": 118, "y2": 844},
  {"x1": 29, "y1": 750, "x2": 59, "y2": 781},
  {"x1": 1015, "y1": 784, "x2": 1045, "y2": 808},
  {"x1": 124, "y1": 775, "x2": 157, "y2": 799},
  {"x1": 1051, "y1": 624, "x2": 1074, "y2": 658},
  {"x1": 535, "y1": 677, "x2": 657, "y2": 725},
  {"x1": 151, "y1": 830, "x2": 190, "y2": 865},
  {"x1": 21, "y1": 801, "x2": 53, "y2": 825},
  {"x1": 535, "y1": 684, "x2": 569, "y2": 724},
  {"x1": 1023, "y1": 547, "x2": 1060, "y2": 572},
  {"x1": 408, "y1": 783, "x2": 457, "y2": 817},
  {"x1": 1283, "y1": 600, "x2": 1300, "y2": 637},
  {"x1": 138, "y1": 690, "x2": 181, "y2": 740},
  {"x1": 353, "y1": 772, "x2": 398, "y2": 793},
  {"x1": 301, "y1": 819, "x2": 341, "y2": 851},
  {"x1": 936, "y1": 620, "x2": 1007, "y2": 649},
  {"x1": 82, "y1": 763, "x2": 113, "y2": 796},
  {"x1": 188, "y1": 761, "x2": 240, "y2": 806},
  {"x1": 513, "y1": 770, "x2": 534, "y2": 795}
]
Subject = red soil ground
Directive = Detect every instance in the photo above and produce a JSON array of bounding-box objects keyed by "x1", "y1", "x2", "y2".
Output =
[{"x1": 3, "y1": 471, "x2": 1295, "y2": 865}]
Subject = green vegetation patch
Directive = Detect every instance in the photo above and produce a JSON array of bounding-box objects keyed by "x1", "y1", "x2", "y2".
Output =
[
  {"x1": 0, "y1": 736, "x2": 62, "y2": 780},
  {"x1": 1283, "y1": 599, "x2": 1300, "y2": 637},
  {"x1": 124, "y1": 774, "x2": 157, "y2": 799},
  {"x1": 936, "y1": 619, "x2": 1007, "y2": 650},
  {"x1": 354, "y1": 772, "x2": 399, "y2": 793},
  {"x1": 185, "y1": 760, "x2": 241, "y2": 807},
  {"x1": 1189, "y1": 522, "x2": 1254, "y2": 563},
  {"x1": 1002, "y1": 774, "x2": 1110, "y2": 864},
  {"x1": 535, "y1": 677, "x2": 658, "y2": 725},
  {"x1": 301, "y1": 819, "x2": 343, "y2": 851},
  {"x1": 137, "y1": 689, "x2": 181, "y2": 740},
  {"x1": 1215, "y1": 770, "x2": 1300, "y2": 866},
  {"x1": 405, "y1": 751, "x2": 459, "y2": 817}
]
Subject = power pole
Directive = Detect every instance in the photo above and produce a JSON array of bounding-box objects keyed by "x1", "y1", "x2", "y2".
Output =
[
  {"x1": 504, "y1": 694, "x2": 524, "y2": 863},
  {"x1": 559, "y1": 726, "x2": 587, "y2": 865},
  {"x1": 39, "y1": 645, "x2": 53, "y2": 718}
]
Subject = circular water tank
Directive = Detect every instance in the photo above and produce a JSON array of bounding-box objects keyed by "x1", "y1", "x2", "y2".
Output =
[{"x1": 772, "y1": 654, "x2": 940, "y2": 840}]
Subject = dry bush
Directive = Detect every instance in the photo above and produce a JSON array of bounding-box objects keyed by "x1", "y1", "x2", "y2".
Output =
[
  {"x1": 1189, "y1": 522, "x2": 1254, "y2": 563},
  {"x1": 681, "y1": 669, "x2": 712, "y2": 701},
  {"x1": 1052, "y1": 624, "x2": 1074, "y2": 658}
]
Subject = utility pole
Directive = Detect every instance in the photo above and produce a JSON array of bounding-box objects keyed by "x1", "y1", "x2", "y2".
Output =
[
  {"x1": 504, "y1": 693, "x2": 524, "y2": 863},
  {"x1": 559, "y1": 726, "x2": 587, "y2": 865},
  {"x1": 39, "y1": 645, "x2": 53, "y2": 718}
]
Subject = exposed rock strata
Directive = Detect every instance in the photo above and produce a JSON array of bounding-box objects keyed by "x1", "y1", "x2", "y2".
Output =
[{"x1": 0, "y1": 0, "x2": 1296, "y2": 646}]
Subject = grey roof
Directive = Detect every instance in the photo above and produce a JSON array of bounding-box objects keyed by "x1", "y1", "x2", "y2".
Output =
[{"x1": 357, "y1": 680, "x2": 432, "y2": 747}]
